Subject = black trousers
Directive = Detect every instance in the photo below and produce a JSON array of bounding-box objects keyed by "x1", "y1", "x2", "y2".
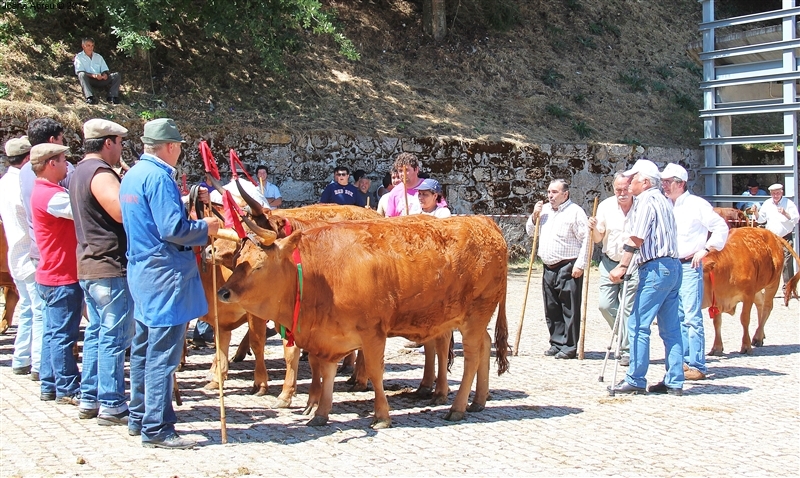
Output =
[{"x1": 542, "y1": 259, "x2": 583, "y2": 355}]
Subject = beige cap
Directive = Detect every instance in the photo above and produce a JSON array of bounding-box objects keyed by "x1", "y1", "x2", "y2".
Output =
[
  {"x1": 29, "y1": 143, "x2": 70, "y2": 169},
  {"x1": 4, "y1": 136, "x2": 32, "y2": 156},
  {"x1": 768, "y1": 183, "x2": 783, "y2": 191},
  {"x1": 83, "y1": 119, "x2": 128, "y2": 139}
]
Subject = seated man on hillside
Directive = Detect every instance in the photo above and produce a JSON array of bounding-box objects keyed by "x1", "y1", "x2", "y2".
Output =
[{"x1": 73, "y1": 37, "x2": 122, "y2": 105}]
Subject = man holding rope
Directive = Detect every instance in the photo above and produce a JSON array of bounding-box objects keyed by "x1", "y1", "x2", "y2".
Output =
[
  {"x1": 608, "y1": 159, "x2": 684, "y2": 396},
  {"x1": 120, "y1": 119, "x2": 219, "y2": 449},
  {"x1": 588, "y1": 172, "x2": 637, "y2": 366},
  {"x1": 525, "y1": 179, "x2": 589, "y2": 360}
]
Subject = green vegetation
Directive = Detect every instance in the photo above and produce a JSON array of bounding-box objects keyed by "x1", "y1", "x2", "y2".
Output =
[
  {"x1": 572, "y1": 120, "x2": 592, "y2": 139},
  {"x1": 481, "y1": 0, "x2": 520, "y2": 31},
  {"x1": 673, "y1": 92, "x2": 697, "y2": 111},
  {"x1": 545, "y1": 104, "x2": 571, "y2": 120},
  {"x1": 572, "y1": 91, "x2": 587, "y2": 105},
  {"x1": 138, "y1": 109, "x2": 168, "y2": 121},
  {"x1": 621, "y1": 136, "x2": 643, "y2": 146},
  {"x1": 679, "y1": 60, "x2": 702, "y2": 77},
  {"x1": 0, "y1": 82, "x2": 9, "y2": 99},
  {"x1": 564, "y1": 0, "x2": 583, "y2": 12},
  {"x1": 655, "y1": 65, "x2": 675, "y2": 79},
  {"x1": 541, "y1": 67, "x2": 565, "y2": 88},
  {"x1": 577, "y1": 36, "x2": 597, "y2": 49},
  {"x1": 9, "y1": 0, "x2": 359, "y2": 70},
  {"x1": 650, "y1": 80, "x2": 668, "y2": 93},
  {"x1": 618, "y1": 68, "x2": 648, "y2": 93}
]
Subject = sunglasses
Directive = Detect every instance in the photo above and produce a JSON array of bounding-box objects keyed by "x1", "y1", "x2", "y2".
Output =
[{"x1": 335, "y1": 172, "x2": 349, "y2": 177}]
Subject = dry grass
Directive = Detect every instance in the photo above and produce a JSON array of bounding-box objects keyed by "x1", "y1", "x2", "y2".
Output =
[{"x1": 1, "y1": 1, "x2": 704, "y2": 146}]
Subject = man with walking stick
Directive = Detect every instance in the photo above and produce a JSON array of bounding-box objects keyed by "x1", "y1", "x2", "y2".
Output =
[
  {"x1": 525, "y1": 179, "x2": 589, "y2": 360},
  {"x1": 588, "y1": 172, "x2": 637, "y2": 366},
  {"x1": 608, "y1": 159, "x2": 684, "y2": 396},
  {"x1": 120, "y1": 119, "x2": 219, "y2": 448}
]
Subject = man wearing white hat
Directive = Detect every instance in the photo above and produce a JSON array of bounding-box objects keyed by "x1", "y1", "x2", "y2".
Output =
[
  {"x1": 29, "y1": 142, "x2": 83, "y2": 405},
  {"x1": 754, "y1": 183, "x2": 799, "y2": 293},
  {"x1": 660, "y1": 163, "x2": 728, "y2": 381},
  {"x1": 0, "y1": 136, "x2": 43, "y2": 381},
  {"x1": 607, "y1": 159, "x2": 684, "y2": 396},
  {"x1": 69, "y1": 119, "x2": 135, "y2": 425}
]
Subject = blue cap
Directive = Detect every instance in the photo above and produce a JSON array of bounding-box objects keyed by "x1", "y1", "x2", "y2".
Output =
[{"x1": 417, "y1": 178, "x2": 442, "y2": 194}]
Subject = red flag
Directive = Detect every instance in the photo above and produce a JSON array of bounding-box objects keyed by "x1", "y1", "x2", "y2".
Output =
[
  {"x1": 229, "y1": 149, "x2": 256, "y2": 185},
  {"x1": 199, "y1": 141, "x2": 220, "y2": 180},
  {"x1": 222, "y1": 190, "x2": 246, "y2": 239}
]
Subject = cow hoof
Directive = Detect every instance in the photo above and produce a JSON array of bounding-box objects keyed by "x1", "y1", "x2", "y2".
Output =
[
  {"x1": 415, "y1": 386, "x2": 434, "y2": 399},
  {"x1": 253, "y1": 385, "x2": 268, "y2": 396},
  {"x1": 273, "y1": 397, "x2": 292, "y2": 409},
  {"x1": 444, "y1": 410, "x2": 465, "y2": 422},
  {"x1": 302, "y1": 404, "x2": 317, "y2": 416},
  {"x1": 467, "y1": 402, "x2": 485, "y2": 413},
  {"x1": 708, "y1": 348, "x2": 724, "y2": 357},
  {"x1": 429, "y1": 394, "x2": 448, "y2": 406},
  {"x1": 345, "y1": 375, "x2": 357, "y2": 385},
  {"x1": 231, "y1": 352, "x2": 246, "y2": 363},
  {"x1": 0, "y1": 320, "x2": 9, "y2": 335},
  {"x1": 348, "y1": 383, "x2": 369, "y2": 392},
  {"x1": 204, "y1": 381, "x2": 220, "y2": 390},
  {"x1": 370, "y1": 418, "x2": 391, "y2": 429},
  {"x1": 338, "y1": 364, "x2": 354, "y2": 376},
  {"x1": 752, "y1": 338, "x2": 764, "y2": 347},
  {"x1": 738, "y1": 348, "x2": 754, "y2": 355},
  {"x1": 306, "y1": 416, "x2": 328, "y2": 427}
]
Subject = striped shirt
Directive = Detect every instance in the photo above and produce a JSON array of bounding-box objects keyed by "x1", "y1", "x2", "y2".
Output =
[
  {"x1": 627, "y1": 187, "x2": 678, "y2": 265},
  {"x1": 526, "y1": 199, "x2": 589, "y2": 269}
]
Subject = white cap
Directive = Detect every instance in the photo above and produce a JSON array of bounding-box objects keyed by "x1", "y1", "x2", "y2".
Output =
[
  {"x1": 768, "y1": 183, "x2": 783, "y2": 191},
  {"x1": 621, "y1": 159, "x2": 660, "y2": 180},
  {"x1": 661, "y1": 163, "x2": 688, "y2": 182}
]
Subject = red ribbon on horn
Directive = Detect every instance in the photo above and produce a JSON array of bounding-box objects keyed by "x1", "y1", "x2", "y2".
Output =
[
  {"x1": 199, "y1": 140, "x2": 220, "y2": 180},
  {"x1": 228, "y1": 149, "x2": 256, "y2": 185},
  {"x1": 222, "y1": 190, "x2": 246, "y2": 239}
]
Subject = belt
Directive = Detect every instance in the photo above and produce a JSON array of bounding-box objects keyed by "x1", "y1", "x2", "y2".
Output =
[
  {"x1": 544, "y1": 258, "x2": 576, "y2": 270},
  {"x1": 640, "y1": 256, "x2": 675, "y2": 266},
  {"x1": 680, "y1": 257, "x2": 693, "y2": 264}
]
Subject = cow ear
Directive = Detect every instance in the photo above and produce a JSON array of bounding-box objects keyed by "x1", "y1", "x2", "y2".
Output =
[{"x1": 277, "y1": 230, "x2": 303, "y2": 256}]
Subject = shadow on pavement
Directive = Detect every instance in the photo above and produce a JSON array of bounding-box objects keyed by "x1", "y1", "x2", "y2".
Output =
[{"x1": 685, "y1": 383, "x2": 751, "y2": 395}]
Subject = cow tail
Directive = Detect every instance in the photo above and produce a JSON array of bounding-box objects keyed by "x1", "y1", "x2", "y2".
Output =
[
  {"x1": 494, "y1": 289, "x2": 510, "y2": 375},
  {"x1": 776, "y1": 235, "x2": 800, "y2": 305}
]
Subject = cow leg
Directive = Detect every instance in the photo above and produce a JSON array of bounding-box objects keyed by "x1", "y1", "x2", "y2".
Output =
[
  {"x1": 275, "y1": 339, "x2": 299, "y2": 408},
  {"x1": 338, "y1": 351, "x2": 355, "y2": 375},
  {"x1": 430, "y1": 331, "x2": 452, "y2": 406},
  {"x1": 0, "y1": 286, "x2": 19, "y2": 334},
  {"x1": 415, "y1": 340, "x2": 436, "y2": 399},
  {"x1": 306, "y1": 357, "x2": 337, "y2": 427},
  {"x1": 466, "y1": 329, "x2": 491, "y2": 413},
  {"x1": 361, "y1": 338, "x2": 391, "y2": 429},
  {"x1": 708, "y1": 313, "x2": 724, "y2": 356},
  {"x1": 248, "y1": 316, "x2": 269, "y2": 396},
  {"x1": 738, "y1": 300, "x2": 755, "y2": 355},
  {"x1": 347, "y1": 350, "x2": 369, "y2": 392},
  {"x1": 752, "y1": 282, "x2": 779, "y2": 347},
  {"x1": 232, "y1": 328, "x2": 251, "y2": 363},
  {"x1": 446, "y1": 326, "x2": 486, "y2": 421},
  {"x1": 205, "y1": 327, "x2": 232, "y2": 390},
  {"x1": 303, "y1": 354, "x2": 322, "y2": 416}
]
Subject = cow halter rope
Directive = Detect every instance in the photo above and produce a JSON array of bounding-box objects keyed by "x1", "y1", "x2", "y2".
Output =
[
  {"x1": 577, "y1": 196, "x2": 599, "y2": 360},
  {"x1": 513, "y1": 213, "x2": 541, "y2": 356}
]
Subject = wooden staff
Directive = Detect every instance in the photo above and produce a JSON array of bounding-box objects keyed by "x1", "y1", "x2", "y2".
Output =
[
  {"x1": 513, "y1": 214, "x2": 541, "y2": 356},
  {"x1": 259, "y1": 177, "x2": 265, "y2": 196},
  {"x1": 206, "y1": 206, "x2": 228, "y2": 443},
  {"x1": 577, "y1": 197, "x2": 599, "y2": 360},
  {"x1": 402, "y1": 165, "x2": 410, "y2": 215}
]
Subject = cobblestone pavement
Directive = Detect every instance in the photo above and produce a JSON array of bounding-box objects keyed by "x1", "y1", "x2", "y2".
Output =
[{"x1": 1, "y1": 268, "x2": 798, "y2": 477}]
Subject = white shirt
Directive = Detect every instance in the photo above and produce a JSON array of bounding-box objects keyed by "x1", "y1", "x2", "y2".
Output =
[
  {"x1": 210, "y1": 178, "x2": 269, "y2": 208},
  {"x1": 593, "y1": 196, "x2": 632, "y2": 262},
  {"x1": 0, "y1": 167, "x2": 35, "y2": 280},
  {"x1": 257, "y1": 181, "x2": 282, "y2": 210},
  {"x1": 526, "y1": 199, "x2": 589, "y2": 269},
  {"x1": 421, "y1": 206, "x2": 451, "y2": 218},
  {"x1": 73, "y1": 51, "x2": 110, "y2": 75},
  {"x1": 671, "y1": 191, "x2": 729, "y2": 258},
  {"x1": 757, "y1": 197, "x2": 800, "y2": 237}
]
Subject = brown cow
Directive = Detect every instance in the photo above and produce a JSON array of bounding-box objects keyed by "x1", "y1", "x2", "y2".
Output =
[
  {"x1": 215, "y1": 214, "x2": 510, "y2": 429},
  {"x1": 712, "y1": 207, "x2": 750, "y2": 228},
  {"x1": 0, "y1": 224, "x2": 19, "y2": 334},
  {"x1": 703, "y1": 227, "x2": 800, "y2": 356}
]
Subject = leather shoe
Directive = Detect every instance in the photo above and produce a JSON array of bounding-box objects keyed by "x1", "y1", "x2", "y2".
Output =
[
  {"x1": 543, "y1": 346, "x2": 559, "y2": 356},
  {"x1": 12, "y1": 365, "x2": 31, "y2": 375},
  {"x1": 107, "y1": 96, "x2": 120, "y2": 104},
  {"x1": 607, "y1": 380, "x2": 645, "y2": 395},
  {"x1": 554, "y1": 351, "x2": 576, "y2": 359},
  {"x1": 684, "y1": 368, "x2": 706, "y2": 381},
  {"x1": 618, "y1": 354, "x2": 630, "y2": 366},
  {"x1": 128, "y1": 427, "x2": 141, "y2": 437},
  {"x1": 40, "y1": 392, "x2": 56, "y2": 401},
  {"x1": 647, "y1": 381, "x2": 683, "y2": 396},
  {"x1": 78, "y1": 408, "x2": 99, "y2": 419},
  {"x1": 142, "y1": 433, "x2": 196, "y2": 449},
  {"x1": 98, "y1": 409, "x2": 129, "y2": 426},
  {"x1": 30, "y1": 372, "x2": 40, "y2": 381},
  {"x1": 86, "y1": 96, "x2": 96, "y2": 105}
]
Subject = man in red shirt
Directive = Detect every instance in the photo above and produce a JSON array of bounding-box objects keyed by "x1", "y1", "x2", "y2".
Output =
[{"x1": 29, "y1": 143, "x2": 83, "y2": 404}]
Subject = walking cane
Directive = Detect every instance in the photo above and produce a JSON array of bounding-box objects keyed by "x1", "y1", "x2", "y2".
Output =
[
  {"x1": 206, "y1": 206, "x2": 228, "y2": 443},
  {"x1": 600, "y1": 268, "x2": 633, "y2": 396},
  {"x1": 577, "y1": 197, "x2": 599, "y2": 360},
  {"x1": 513, "y1": 214, "x2": 541, "y2": 356}
]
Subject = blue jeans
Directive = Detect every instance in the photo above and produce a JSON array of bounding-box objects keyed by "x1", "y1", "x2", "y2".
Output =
[
  {"x1": 192, "y1": 319, "x2": 214, "y2": 342},
  {"x1": 128, "y1": 319, "x2": 186, "y2": 441},
  {"x1": 678, "y1": 262, "x2": 706, "y2": 373},
  {"x1": 37, "y1": 282, "x2": 83, "y2": 398},
  {"x1": 625, "y1": 257, "x2": 685, "y2": 389},
  {"x1": 79, "y1": 278, "x2": 135, "y2": 414},
  {"x1": 11, "y1": 273, "x2": 43, "y2": 372}
]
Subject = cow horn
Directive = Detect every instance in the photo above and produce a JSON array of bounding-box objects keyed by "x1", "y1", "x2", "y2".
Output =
[
  {"x1": 212, "y1": 228, "x2": 241, "y2": 242},
  {"x1": 242, "y1": 216, "x2": 277, "y2": 245},
  {"x1": 235, "y1": 178, "x2": 265, "y2": 217},
  {"x1": 205, "y1": 173, "x2": 228, "y2": 202}
]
